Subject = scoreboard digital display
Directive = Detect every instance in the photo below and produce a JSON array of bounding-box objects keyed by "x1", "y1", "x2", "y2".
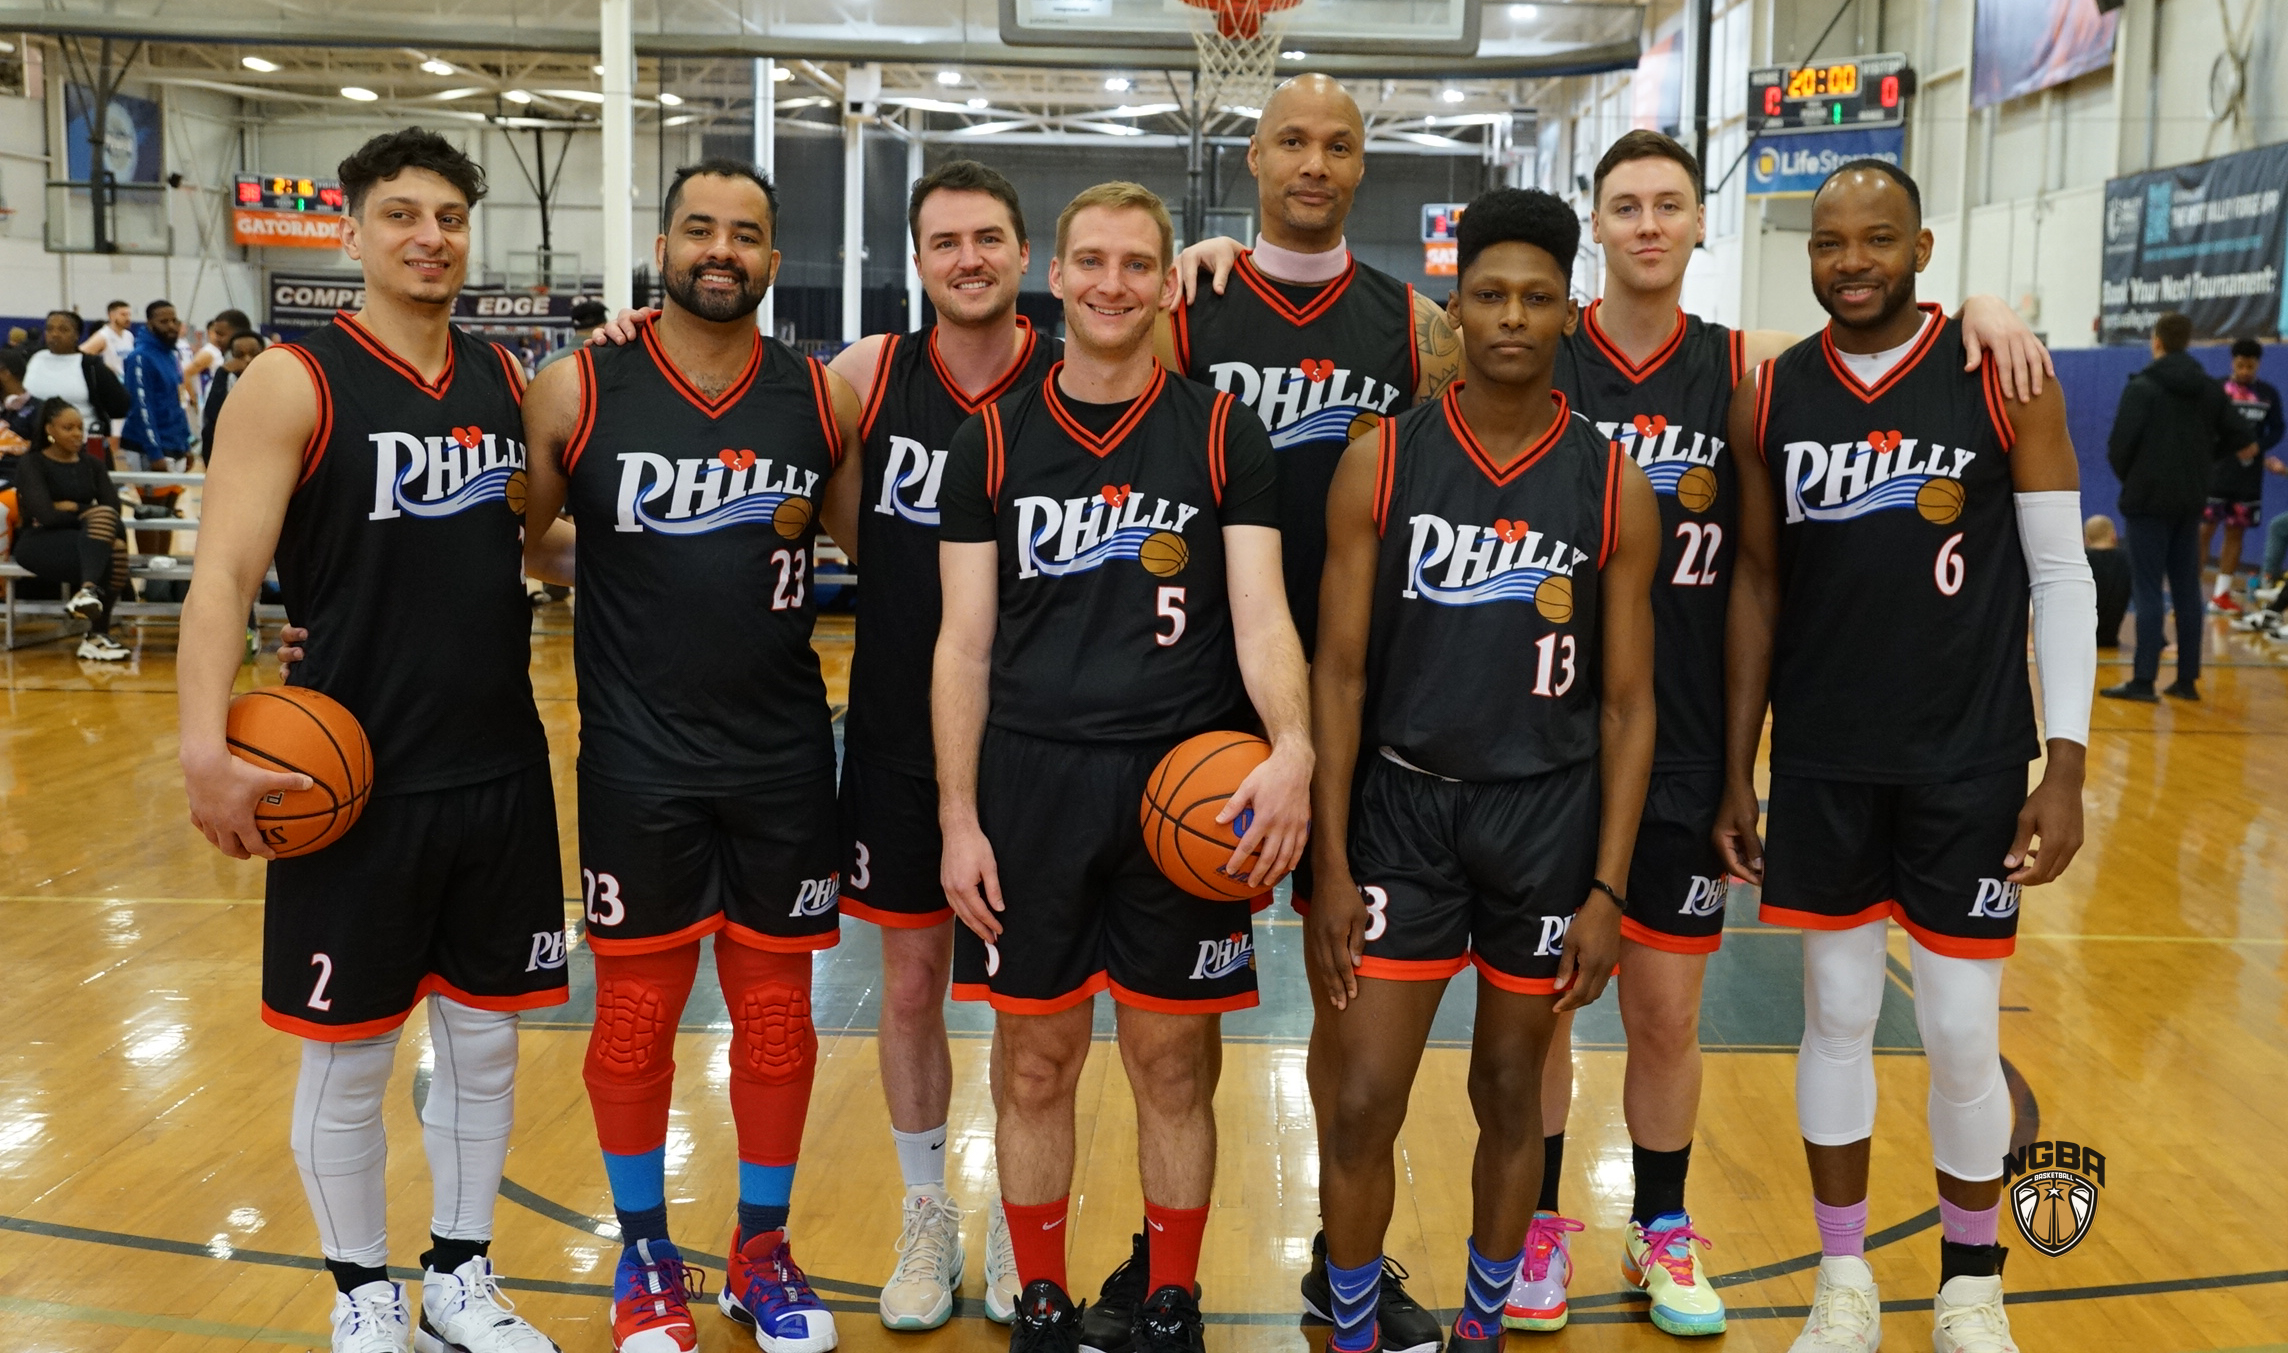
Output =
[
  {"x1": 234, "y1": 175, "x2": 345, "y2": 214},
  {"x1": 1747, "y1": 53, "x2": 1910, "y2": 135}
]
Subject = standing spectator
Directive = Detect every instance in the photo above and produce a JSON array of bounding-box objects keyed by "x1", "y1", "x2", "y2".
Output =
[
  {"x1": 2102, "y1": 312, "x2": 2259, "y2": 702},
  {"x1": 120, "y1": 299, "x2": 192, "y2": 473},
  {"x1": 79, "y1": 299, "x2": 135, "y2": 376},
  {"x1": 179, "y1": 308, "x2": 253, "y2": 414},
  {"x1": 25, "y1": 311, "x2": 130, "y2": 463},
  {"x1": 2202, "y1": 337, "x2": 2283, "y2": 612},
  {"x1": 11, "y1": 397, "x2": 131, "y2": 661},
  {"x1": 198, "y1": 330, "x2": 265, "y2": 454},
  {"x1": 2, "y1": 351, "x2": 37, "y2": 454},
  {"x1": 2085, "y1": 515, "x2": 2131, "y2": 649},
  {"x1": 536, "y1": 299, "x2": 605, "y2": 373}
]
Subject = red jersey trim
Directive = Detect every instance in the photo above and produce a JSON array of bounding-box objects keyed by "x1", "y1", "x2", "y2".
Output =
[
  {"x1": 1371, "y1": 413, "x2": 1398, "y2": 537},
  {"x1": 279, "y1": 344, "x2": 335, "y2": 492},
  {"x1": 586, "y1": 911, "x2": 722, "y2": 955},
  {"x1": 805, "y1": 356, "x2": 842, "y2": 465},
  {"x1": 1470, "y1": 952, "x2": 1563, "y2": 995},
  {"x1": 334, "y1": 311, "x2": 455, "y2": 399},
  {"x1": 982, "y1": 404, "x2": 1007, "y2": 501},
  {"x1": 1403, "y1": 284, "x2": 1423, "y2": 394},
  {"x1": 1582, "y1": 300, "x2": 1687, "y2": 383},
  {"x1": 560, "y1": 347, "x2": 599, "y2": 475},
  {"x1": 1751, "y1": 358, "x2": 1777, "y2": 460},
  {"x1": 1042, "y1": 361, "x2": 1166, "y2": 459},
  {"x1": 951, "y1": 970, "x2": 1109, "y2": 1014},
  {"x1": 1979, "y1": 358, "x2": 2018, "y2": 452},
  {"x1": 491, "y1": 343, "x2": 528, "y2": 397},
  {"x1": 1356, "y1": 954, "x2": 1471, "y2": 983},
  {"x1": 1818, "y1": 302, "x2": 1946, "y2": 404},
  {"x1": 838, "y1": 896, "x2": 954, "y2": 929},
  {"x1": 1108, "y1": 978, "x2": 1260, "y2": 1015},
  {"x1": 260, "y1": 972, "x2": 568, "y2": 1041},
  {"x1": 858, "y1": 334, "x2": 901, "y2": 441},
  {"x1": 638, "y1": 316, "x2": 763, "y2": 418},
  {"x1": 1443, "y1": 383, "x2": 1573, "y2": 488},
  {"x1": 1728, "y1": 328, "x2": 1746, "y2": 387},
  {"x1": 721, "y1": 920, "x2": 841, "y2": 953},
  {"x1": 1598, "y1": 434, "x2": 1624, "y2": 569},
  {"x1": 1208, "y1": 391, "x2": 1233, "y2": 504},
  {"x1": 929, "y1": 316, "x2": 1039, "y2": 414},
  {"x1": 1170, "y1": 296, "x2": 1192, "y2": 373},
  {"x1": 1232, "y1": 250, "x2": 1358, "y2": 326}
]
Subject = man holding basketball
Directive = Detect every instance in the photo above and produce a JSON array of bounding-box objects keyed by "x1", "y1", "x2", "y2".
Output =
[
  {"x1": 178, "y1": 128, "x2": 565, "y2": 1353},
  {"x1": 933, "y1": 180, "x2": 1312, "y2": 1353}
]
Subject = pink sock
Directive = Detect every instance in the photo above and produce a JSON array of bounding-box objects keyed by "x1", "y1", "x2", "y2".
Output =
[
  {"x1": 1938, "y1": 1198, "x2": 2000, "y2": 1246},
  {"x1": 1813, "y1": 1198, "x2": 1868, "y2": 1257}
]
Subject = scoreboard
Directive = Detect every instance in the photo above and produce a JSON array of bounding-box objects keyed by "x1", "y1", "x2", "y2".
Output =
[
  {"x1": 1747, "y1": 53, "x2": 1911, "y2": 135},
  {"x1": 234, "y1": 175, "x2": 345, "y2": 214}
]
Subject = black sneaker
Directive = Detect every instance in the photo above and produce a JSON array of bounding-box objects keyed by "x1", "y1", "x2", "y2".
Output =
[
  {"x1": 1299, "y1": 1232, "x2": 1441, "y2": 1353},
  {"x1": 1133, "y1": 1284, "x2": 1206, "y2": 1353},
  {"x1": 1078, "y1": 1232, "x2": 1148, "y2": 1353},
  {"x1": 2162, "y1": 678, "x2": 2200, "y2": 701},
  {"x1": 1300, "y1": 1230, "x2": 1333, "y2": 1322},
  {"x1": 1444, "y1": 1312, "x2": 1505, "y2": 1353},
  {"x1": 1012, "y1": 1279, "x2": 1084, "y2": 1353},
  {"x1": 2099, "y1": 679, "x2": 2158, "y2": 703}
]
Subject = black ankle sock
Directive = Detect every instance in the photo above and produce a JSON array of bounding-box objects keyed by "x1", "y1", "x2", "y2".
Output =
[
  {"x1": 421, "y1": 1234, "x2": 489, "y2": 1275},
  {"x1": 617, "y1": 1204, "x2": 670, "y2": 1246},
  {"x1": 1939, "y1": 1240, "x2": 2008, "y2": 1283},
  {"x1": 737, "y1": 1202, "x2": 788, "y2": 1240},
  {"x1": 1629, "y1": 1142, "x2": 1693, "y2": 1225},
  {"x1": 1537, "y1": 1132, "x2": 1565, "y2": 1213},
  {"x1": 326, "y1": 1259, "x2": 390, "y2": 1295}
]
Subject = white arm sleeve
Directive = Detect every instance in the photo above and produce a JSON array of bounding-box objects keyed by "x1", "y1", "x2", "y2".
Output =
[{"x1": 2015, "y1": 490, "x2": 2097, "y2": 747}]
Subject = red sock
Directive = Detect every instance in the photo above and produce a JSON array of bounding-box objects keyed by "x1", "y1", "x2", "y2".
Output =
[
  {"x1": 1002, "y1": 1197, "x2": 1070, "y2": 1292},
  {"x1": 1144, "y1": 1201, "x2": 1209, "y2": 1295}
]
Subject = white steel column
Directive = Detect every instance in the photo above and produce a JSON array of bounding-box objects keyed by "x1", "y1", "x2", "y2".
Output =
[
  {"x1": 600, "y1": 0, "x2": 634, "y2": 313},
  {"x1": 905, "y1": 114, "x2": 923, "y2": 332},
  {"x1": 842, "y1": 63, "x2": 880, "y2": 343},
  {"x1": 755, "y1": 56, "x2": 776, "y2": 339}
]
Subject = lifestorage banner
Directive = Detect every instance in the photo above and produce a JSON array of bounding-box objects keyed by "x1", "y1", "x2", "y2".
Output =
[{"x1": 2100, "y1": 142, "x2": 2288, "y2": 345}]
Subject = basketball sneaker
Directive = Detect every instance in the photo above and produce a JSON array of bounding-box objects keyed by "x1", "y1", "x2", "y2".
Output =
[
  {"x1": 65, "y1": 585, "x2": 103, "y2": 620},
  {"x1": 1443, "y1": 1310, "x2": 1504, "y2": 1353},
  {"x1": 1079, "y1": 1231, "x2": 1148, "y2": 1353},
  {"x1": 1931, "y1": 1275, "x2": 2016, "y2": 1353},
  {"x1": 1301, "y1": 1232, "x2": 1441, "y2": 1353},
  {"x1": 879, "y1": 1187, "x2": 964, "y2": 1330},
  {"x1": 77, "y1": 632, "x2": 128, "y2": 661},
  {"x1": 1785, "y1": 1255, "x2": 1881, "y2": 1353},
  {"x1": 1010, "y1": 1278, "x2": 1084, "y2": 1353},
  {"x1": 611, "y1": 1238, "x2": 702, "y2": 1352},
  {"x1": 415, "y1": 1255, "x2": 560, "y2": 1353},
  {"x1": 984, "y1": 1200, "x2": 1021, "y2": 1324},
  {"x1": 1132, "y1": 1284, "x2": 1206, "y2": 1353},
  {"x1": 1622, "y1": 1214, "x2": 1725, "y2": 1336},
  {"x1": 1503, "y1": 1210, "x2": 1583, "y2": 1331},
  {"x1": 720, "y1": 1228, "x2": 838, "y2": 1353},
  {"x1": 332, "y1": 1280, "x2": 412, "y2": 1353}
]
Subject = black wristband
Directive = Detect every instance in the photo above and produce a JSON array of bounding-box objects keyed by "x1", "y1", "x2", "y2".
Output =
[{"x1": 1590, "y1": 878, "x2": 1627, "y2": 909}]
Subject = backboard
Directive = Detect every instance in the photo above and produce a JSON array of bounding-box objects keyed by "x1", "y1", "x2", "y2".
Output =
[{"x1": 1000, "y1": 0, "x2": 1482, "y2": 57}]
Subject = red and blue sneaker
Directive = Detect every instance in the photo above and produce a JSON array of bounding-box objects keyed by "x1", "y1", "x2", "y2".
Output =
[
  {"x1": 719, "y1": 1228, "x2": 839, "y2": 1353},
  {"x1": 612, "y1": 1238, "x2": 703, "y2": 1353}
]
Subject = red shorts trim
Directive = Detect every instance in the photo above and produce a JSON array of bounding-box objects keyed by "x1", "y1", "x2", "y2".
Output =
[
  {"x1": 1356, "y1": 954, "x2": 1471, "y2": 982},
  {"x1": 951, "y1": 970, "x2": 1109, "y2": 1015},
  {"x1": 1620, "y1": 917, "x2": 1724, "y2": 955},
  {"x1": 1470, "y1": 952, "x2": 1562, "y2": 995},
  {"x1": 1247, "y1": 893, "x2": 1276, "y2": 914},
  {"x1": 262, "y1": 1003, "x2": 418, "y2": 1042},
  {"x1": 1757, "y1": 899, "x2": 1894, "y2": 932},
  {"x1": 586, "y1": 913, "x2": 722, "y2": 956},
  {"x1": 1107, "y1": 978, "x2": 1261, "y2": 1014},
  {"x1": 840, "y1": 896, "x2": 953, "y2": 929},
  {"x1": 260, "y1": 972, "x2": 569, "y2": 1042},
  {"x1": 721, "y1": 921, "x2": 842, "y2": 953},
  {"x1": 1894, "y1": 912, "x2": 2016, "y2": 959},
  {"x1": 1289, "y1": 895, "x2": 1311, "y2": 917}
]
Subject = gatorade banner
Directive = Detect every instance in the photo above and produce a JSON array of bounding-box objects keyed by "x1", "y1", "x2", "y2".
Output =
[{"x1": 2099, "y1": 142, "x2": 2288, "y2": 345}]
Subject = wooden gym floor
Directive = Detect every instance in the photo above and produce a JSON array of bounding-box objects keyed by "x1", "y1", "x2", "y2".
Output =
[{"x1": 0, "y1": 606, "x2": 2283, "y2": 1352}]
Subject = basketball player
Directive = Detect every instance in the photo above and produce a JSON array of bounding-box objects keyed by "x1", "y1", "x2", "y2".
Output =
[
  {"x1": 515, "y1": 159, "x2": 863, "y2": 1353},
  {"x1": 1716, "y1": 161, "x2": 2094, "y2": 1353},
  {"x1": 178, "y1": 128, "x2": 565, "y2": 1353},
  {"x1": 1304, "y1": 186, "x2": 1659, "y2": 1353},
  {"x1": 933, "y1": 181, "x2": 1312, "y2": 1353}
]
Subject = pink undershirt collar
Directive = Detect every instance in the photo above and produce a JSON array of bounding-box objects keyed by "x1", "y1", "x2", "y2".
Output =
[{"x1": 1250, "y1": 234, "x2": 1350, "y2": 285}]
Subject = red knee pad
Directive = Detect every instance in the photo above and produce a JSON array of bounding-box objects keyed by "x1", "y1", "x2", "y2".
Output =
[
  {"x1": 716, "y1": 941, "x2": 816, "y2": 1164},
  {"x1": 583, "y1": 945, "x2": 699, "y2": 1154}
]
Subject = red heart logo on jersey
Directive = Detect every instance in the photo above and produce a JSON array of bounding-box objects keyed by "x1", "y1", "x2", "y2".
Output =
[
  {"x1": 718, "y1": 448, "x2": 757, "y2": 471},
  {"x1": 1867, "y1": 429, "x2": 1902, "y2": 454},
  {"x1": 1631, "y1": 414, "x2": 1668, "y2": 440},
  {"x1": 1101, "y1": 483, "x2": 1131, "y2": 508},
  {"x1": 1300, "y1": 358, "x2": 1335, "y2": 382},
  {"x1": 1493, "y1": 517, "x2": 1529, "y2": 543},
  {"x1": 452, "y1": 425, "x2": 483, "y2": 449}
]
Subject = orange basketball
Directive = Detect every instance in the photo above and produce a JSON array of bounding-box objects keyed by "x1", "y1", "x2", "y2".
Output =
[
  {"x1": 1142, "y1": 730, "x2": 1275, "y2": 902},
  {"x1": 225, "y1": 686, "x2": 374, "y2": 858}
]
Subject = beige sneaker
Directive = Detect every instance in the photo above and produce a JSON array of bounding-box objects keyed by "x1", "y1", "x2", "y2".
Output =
[
  {"x1": 1787, "y1": 1255, "x2": 1882, "y2": 1353},
  {"x1": 1931, "y1": 1275, "x2": 2016, "y2": 1353},
  {"x1": 982, "y1": 1199, "x2": 1020, "y2": 1325},
  {"x1": 879, "y1": 1187, "x2": 963, "y2": 1330}
]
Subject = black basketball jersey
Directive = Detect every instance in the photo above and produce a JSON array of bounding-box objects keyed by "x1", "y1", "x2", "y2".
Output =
[
  {"x1": 843, "y1": 319, "x2": 1059, "y2": 776},
  {"x1": 561, "y1": 320, "x2": 843, "y2": 794},
  {"x1": 1173, "y1": 251, "x2": 1417, "y2": 655},
  {"x1": 937, "y1": 364, "x2": 1280, "y2": 745},
  {"x1": 1366, "y1": 386, "x2": 1622, "y2": 782},
  {"x1": 1753, "y1": 305, "x2": 2038, "y2": 783},
  {"x1": 272, "y1": 314, "x2": 546, "y2": 797},
  {"x1": 1553, "y1": 302, "x2": 1744, "y2": 771}
]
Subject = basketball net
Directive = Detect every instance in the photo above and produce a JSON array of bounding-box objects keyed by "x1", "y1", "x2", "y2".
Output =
[{"x1": 1182, "y1": 0, "x2": 1299, "y2": 115}]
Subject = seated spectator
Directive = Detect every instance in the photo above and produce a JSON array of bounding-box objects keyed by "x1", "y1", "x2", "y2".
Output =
[
  {"x1": 24, "y1": 311, "x2": 131, "y2": 464},
  {"x1": 2086, "y1": 515, "x2": 2131, "y2": 649},
  {"x1": 2, "y1": 351, "x2": 37, "y2": 455},
  {"x1": 12, "y1": 397, "x2": 130, "y2": 661},
  {"x1": 199, "y1": 330, "x2": 266, "y2": 454}
]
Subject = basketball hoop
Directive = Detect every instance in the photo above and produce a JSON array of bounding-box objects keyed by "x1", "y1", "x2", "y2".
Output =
[{"x1": 1180, "y1": 0, "x2": 1301, "y2": 113}]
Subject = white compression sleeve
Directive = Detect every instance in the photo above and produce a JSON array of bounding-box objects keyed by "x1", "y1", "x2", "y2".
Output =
[
  {"x1": 291, "y1": 1031, "x2": 401, "y2": 1267},
  {"x1": 1907, "y1": 938, "x2": 2011, "y2": 1181},
  {"x1": 2016, "y1": 491, "x2": 2098, "y2": 747},
  {"x1": 422, "y1": 996, "x2": 522, "y2": 1243},
  {"x1": 1796, "y1": 923, "x2": 1889, "y2": 1145}
]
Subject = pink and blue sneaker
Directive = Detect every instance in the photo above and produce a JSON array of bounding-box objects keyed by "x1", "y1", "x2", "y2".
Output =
[
  {"x1": 1622, "y1": 1213, "x2": 1726, "y2": 1336},
  {"x1": 720, "y1": 1228, "x2": 839, "y2": 1353},
  {"x1": 1502, "y1": 1212, "x2": 1584, "y2": 1332}
]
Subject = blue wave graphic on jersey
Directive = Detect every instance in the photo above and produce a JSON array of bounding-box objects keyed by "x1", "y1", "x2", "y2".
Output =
[
  {"x1": 1269, "y1": 403, "x2": 1369, "y2": 450},
  {"x1": 1026, "y1": 524, "x2": 1153, "y2": 576},
  {"x1": 632, "y1": 490, "x2": 797, "y2": 536},
  {"x1": 887, "y1": 497, "x2": 939, "y2": 527},
  {"x1": 1408, "y1": 560, "x2": 1554, "y2": 606},
  {"x1": 393, "y1": 463, "x2": 515, "y2": 518},
  {"x1": 1790, "y1": 467, "x2": 1934, "y2": 522},
  {"x1": 1640, "y1": 460, "x2": 1692, "y2": 494}
]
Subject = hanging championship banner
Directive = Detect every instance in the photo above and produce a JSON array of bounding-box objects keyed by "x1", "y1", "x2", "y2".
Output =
[{"x1": 2099, "y1": 142, "x2": 2288, "y2": 345}]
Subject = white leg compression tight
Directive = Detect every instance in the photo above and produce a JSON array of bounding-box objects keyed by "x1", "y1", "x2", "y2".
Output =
[
  {"x1": 1796, "y1": 924, "x2": 1888, "y2": 1146},
  {"x1": 422, "y1": 996, "x2": 522, "y2": 1243},
  {"x1": 291, "y1": 1030, "x2": 401, "y2": 1267}
]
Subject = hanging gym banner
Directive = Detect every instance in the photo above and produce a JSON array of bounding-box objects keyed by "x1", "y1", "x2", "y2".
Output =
[
  {"x1": 2099, "y1": 142, "x2": 2288, "y2": 345},
  {"x1": 267, "y1": 272, "x2": 603, "y2": 331}
]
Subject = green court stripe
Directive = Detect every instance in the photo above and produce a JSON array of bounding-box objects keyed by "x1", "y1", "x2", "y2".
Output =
[{"x1": 0, "y1": 1292, "x2": 327, "y2": 1344}]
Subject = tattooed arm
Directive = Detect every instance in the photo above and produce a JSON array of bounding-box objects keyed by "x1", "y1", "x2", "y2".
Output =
[{"x1": 1412, "y1": 289, "x2": 1461, "y2": 402}]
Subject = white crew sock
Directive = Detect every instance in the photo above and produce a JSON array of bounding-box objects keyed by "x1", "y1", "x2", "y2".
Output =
[{"x1": 891, "y1": 1123, "x2": 949, "y2": 1190}]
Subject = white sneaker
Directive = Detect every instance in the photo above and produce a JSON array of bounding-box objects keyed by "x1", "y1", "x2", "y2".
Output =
[
  {"x1": 1787, "y1": 1255, "x2": 1881, "y2": 1353},
  {"x1": 65, "y1": 585, "x2": 104, "y2": 620},
  {"x1": 77, "y1": 633, "x2": 129, "y2": 661},
  {"x1": 982, "y1": 1199, "x2": 1020, "y2": 1325},
  {"x1": 333, "y1": 1281, "x2": 413, "y2": 1353},
  {"x1": 879, "y1": 1187, "x2": 964, "y2": 1330},
  {"x1": 1931, "y1": 1275, "x2": 2016, "y2": 1353},
  {"x1": 415, "y1": 1255, "x2": 561, "y2": 1352}
]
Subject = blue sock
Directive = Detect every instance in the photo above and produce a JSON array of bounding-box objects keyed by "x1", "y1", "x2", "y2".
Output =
[
  {"x1": 736, "y1": 1161, "x2": 796, "y2": 1241},
  {"x1": 1462, "y1": 1238, "x2": 1523, "y2": 1332},
  {"x1": 602, "y1": 1148, "x2": 670, "y2": 1246},
  {"x1": 1326, "y1": 1254, "x2": 1383, "y2": 1353}
]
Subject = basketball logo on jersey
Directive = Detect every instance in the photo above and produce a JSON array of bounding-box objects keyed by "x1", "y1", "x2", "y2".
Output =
[
  {"x1": 612, "y1": 449, "x2": 820, "y2": 538},
  {"x1": 874, "y1": 434, "x2": 949, "y2": 527},
  {"x1": 1969, "y1": 877, "x2": 2021, "y2": 919},
  {"x1": 1205, "y1": 361, "x2": 1405, "y2": 450},
  {"x1": 1401, "y1": 512, "x2": 1588, "y2": 622},
  {"x1": 1189, "y1": 931, "x2": 1254, "y2": 981},
  {"x1": 368, "y1": 426, "x2": 527, "y2": 521},
  {"x1": 1678, "y1": 874, "x2": 1728, "y2": 918},
  {"x1": 1597, "y1": 413, "x2": 1723, "y2": 512},
  {"x1": 1780, "y1": 429, "x2": 1978, "y2": 525},
  {"x1": 1013, "y1": 483, "x2": 1202, "y2": 580},
  {"x1": 787, "y1": 872, "x2": 841, "y2": 918}
]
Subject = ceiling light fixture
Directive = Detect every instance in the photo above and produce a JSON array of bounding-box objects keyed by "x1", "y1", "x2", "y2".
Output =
[
  {"x1": 1440, "y1": 87, "x2": 1466, "y2": 103},
  {"x1": 341, "y1": 86, "x2": 379, "y2": 101},
  {"x1": 772, "y1": 66, "x2": 793, "y2": 81},
  {"x1": 1104, "y1": 76, "x2": 1132, "y2": 92},
  {"x1": 433, "y1": 88, "x2": 484, "y2": 101},
  {"x1": 502, "y1": 88, "x2": 533, "y2": 104},
  {"x1": 592, "y1": 64, "x2": 607, "y2": 75},
  {"x1": 663, "y1": 113, "x2": 699, "y2": 127},
  {"x1": 240, "y1": 55, "x2": 281, "y2": 73},
  {"x1": 966, "y1": 97, "x2": 989, "y2": 109},
  {"x1": 421, "y1": 59, "x2": 454, "y2": 75},
  {"x1": 657, "y1": 91, "x2": 684, "y2": 106},
  {"x1": 937, "y1": 70, "x2": 962, "y2": 86}
]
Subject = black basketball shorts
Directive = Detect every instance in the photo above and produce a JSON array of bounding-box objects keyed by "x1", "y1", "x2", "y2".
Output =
[
  {"x1": 262, "y1": 761, "x2": 568, "y2": 1040},
  {"x1": 1345, "y1": 753, "x2": 1599, "y2": 993},
  {"x1": 951, "y1": 726, "x2": 1259, "y2": 1015},
  {"x1": 1759, "y1": 766, "x2": 2030, "y2": 959},
  {"x1": 838, "y1": 755, "x2": 949, "y2": 928},
  {"x1": 1621, "y1": 769, "x2": 1730, "y2": 955},
  {"x1": 577, "y1": 768, "x2": 842, "y2": 956}
]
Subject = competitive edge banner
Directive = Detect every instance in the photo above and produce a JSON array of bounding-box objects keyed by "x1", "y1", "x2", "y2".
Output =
[
  {"x1": 268, "y1": 272, "x2": 604, "y2": 330},
  {"x1": 2100, "y1": 142, "x2": 2287, "y2": 345}
]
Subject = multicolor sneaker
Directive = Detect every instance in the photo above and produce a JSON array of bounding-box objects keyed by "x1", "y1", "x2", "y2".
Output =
[
  {"x1": 1931, "y1": 1274, "x2": 2017, "y2": 1353},
  {"x1": 1622, "y1": 1214, "x2": 1726, "y2": 1336},
  {"x1": 720, "y1": 1228, "x2": 838, "y2": 1353},
  {"x1": 1785, "y1": 1255, "x2": 1881, "y2": 1353},
  {"x1": 611, "y1": 1238, "x2": 702, "y2": 1352},
  {"x1": 1502, "y1": 1212, "x2": 1583, "y2": 1331}
]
